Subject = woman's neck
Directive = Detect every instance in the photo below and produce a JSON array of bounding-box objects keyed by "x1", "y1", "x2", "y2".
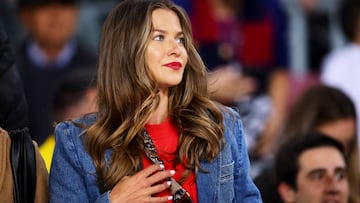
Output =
[{"x1": 148, "y1": 89, "x2": 169, "y2": 124}]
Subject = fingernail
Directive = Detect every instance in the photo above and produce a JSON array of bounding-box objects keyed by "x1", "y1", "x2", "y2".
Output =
[
  {"x1": 167, "y1": 181, "x2": 171, "y2": 186},
  {"x1": 170, "y1": 170, "x2": 175, "y2": 175},
  {"x1": 168, "y1": 196, "x2": 173, "y2": 200},
  {"x1": 160, "y1": 164, "x2": 165, "y2": 170}
]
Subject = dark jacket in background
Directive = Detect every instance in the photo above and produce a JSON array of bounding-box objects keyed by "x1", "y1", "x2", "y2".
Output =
[
  {"x1": 16, "y1": 40, "x2": 97, "y2": 145},
  {"x1": 0, "y1": 29, "x2": 48, "y2": 203},
  {"x1": 0, "y1": 29, "x2": 29, "y2": 131}
]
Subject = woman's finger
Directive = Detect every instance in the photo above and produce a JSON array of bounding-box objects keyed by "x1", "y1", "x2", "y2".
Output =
[
  {"x1": 146, "y1": 169, "x2": 175, "y2": 184},
  {"x1": 134, "y1": 164, "x2": 164, "y2": 179}
]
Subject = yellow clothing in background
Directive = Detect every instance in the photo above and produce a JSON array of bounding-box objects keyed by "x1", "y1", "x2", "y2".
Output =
[{"x1": 39, "y1": 135, "x2": 55, "y2": 172}]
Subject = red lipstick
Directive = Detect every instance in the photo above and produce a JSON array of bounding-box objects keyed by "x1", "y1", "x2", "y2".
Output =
[{"x1": 164, "y1": 62, "x2": 182, "y2": 70}]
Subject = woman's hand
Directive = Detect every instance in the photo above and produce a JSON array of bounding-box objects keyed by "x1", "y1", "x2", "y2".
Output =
[{"x1": 109, "y1": 164, "x2": 174, "y2": 203}]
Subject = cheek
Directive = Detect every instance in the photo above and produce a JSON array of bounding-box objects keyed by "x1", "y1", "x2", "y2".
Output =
[
  {"x1": 145, "y1": 46, "x2": 162, "y2": 69},
  {"x1": 144, "y1": 57, "x2": 157, "y2": 80},
  {"x1": 145, "y1": 52, "x2": 154, "y2": 72},
  {"x1": 296, "y1": 175, "x2": 319, "y2": 192},
  {"x1": 181, "y1": 48, "x2": 188, "y2": 63},
  {"x1": 340, "y1": 180, "x2": 349, "y2": 189},
  {"x1": 340, "y1": 183, "x2": 349, "y2": 196},
  {"x1": 31, "y1": 14, "x2": 47, "y2": 30},
  {"x1": 30, "y1": 20, "x2": 49, "y2": 39},
  {"x1": 296, "y1": 182, "x2": 323, "y2": 200},
  {"x1": 61, "y1": 10, "x2": 78, "y2": 28},
  {"x1": 31, "y1": 14, "x2": 56, "y2": 35}
]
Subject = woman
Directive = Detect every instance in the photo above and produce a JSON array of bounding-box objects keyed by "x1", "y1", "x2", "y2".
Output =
[{"x1": 49, "y1": 0, "x2": 262, "y2": 202}]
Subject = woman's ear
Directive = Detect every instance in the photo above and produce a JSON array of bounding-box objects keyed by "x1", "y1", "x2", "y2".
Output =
[{"x1": 278, "y1": 182, "x2": 296, "y2": 203}]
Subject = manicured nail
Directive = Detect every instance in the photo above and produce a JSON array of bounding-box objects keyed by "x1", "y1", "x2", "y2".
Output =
[
  {"x1": 168, "y1": 196, "x2": 173, "y2": 200},
  {"x1": 167, "y1": 181, "x2": 171, "y2": 186},
  {"x1": 160, "y1": 164, "x2": 165, "y2": 170},
  {"x1": 170, "y1": 170, "x2": 175, "y2": 175}
]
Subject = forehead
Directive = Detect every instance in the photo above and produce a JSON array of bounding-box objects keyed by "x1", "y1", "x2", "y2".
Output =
[
  {"x1": 151, "y1": 8, "x2": 181, "y2": 29},
  {"x1": 317, "y1": 118, "x2": 356, "y2": 142},
  {"x1": 298, "y1": 146, "x2": 346, "y2": 174}
]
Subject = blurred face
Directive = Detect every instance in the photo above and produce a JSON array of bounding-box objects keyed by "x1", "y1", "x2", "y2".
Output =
[
  {"x1": 145, "y1": 8, "x2": 188, "y2": 92},
  {"x1": 26, "y1": 3, "x2": 78, "y2": 48},
  {"x1": 316, "y1": 118, "x2": 356, "y2": 154},
  {"x1": 293, "y1": 147, "x2": 349, "y2": 203}
]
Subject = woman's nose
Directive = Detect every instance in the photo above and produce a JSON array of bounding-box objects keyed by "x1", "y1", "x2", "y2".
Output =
[{"x1": 167, "y1": 39, "x2": 181, "y2": 56}]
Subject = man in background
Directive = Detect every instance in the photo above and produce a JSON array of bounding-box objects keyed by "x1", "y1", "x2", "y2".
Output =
[
  {"x1": 276, "y1": 132, "x2": 349, "y2": 203},
  {"x1": 15, "y1": 0, "x2": 97, "y2": 145}
]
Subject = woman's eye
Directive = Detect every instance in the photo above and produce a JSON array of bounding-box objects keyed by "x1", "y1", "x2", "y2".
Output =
[
  {"x1": 176, "y1": 37, "x2": 185, "y2": 44},
  {"x1": 153, "y1": 35, "x2": 164, "y2": 41}
]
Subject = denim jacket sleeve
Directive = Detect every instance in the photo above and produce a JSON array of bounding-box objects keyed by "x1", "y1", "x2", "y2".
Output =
[
  {"x1": 196, "y1": 108, "x2": 262, "y2": 202},
  {"x1": 49, "y1": 117, "x2": 111, "y2": 203},
  {"x1": 228, "y1": 109, "x2": 262, "y2": 202}
]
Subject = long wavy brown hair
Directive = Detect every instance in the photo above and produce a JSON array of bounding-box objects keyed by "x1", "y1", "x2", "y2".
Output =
[{"x1": 84, "y1": 0, "x2": 225, "y2": 192}]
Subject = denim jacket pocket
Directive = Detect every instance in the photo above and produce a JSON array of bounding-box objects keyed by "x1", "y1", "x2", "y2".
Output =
[
  {"x1": 220, "y1": 161, "x2": 235, "y2": 202},
  {"x1": 220, "y1": 161, "x2": 234, "y2": 183}
]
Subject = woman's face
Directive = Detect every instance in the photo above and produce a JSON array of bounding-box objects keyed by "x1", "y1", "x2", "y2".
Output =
[
  {"x1": 316, "y1": 118, "x2": 356, "y2": 154},
  {"x1": 145, "y1": 8, "x2": 188, "y2": 91}
]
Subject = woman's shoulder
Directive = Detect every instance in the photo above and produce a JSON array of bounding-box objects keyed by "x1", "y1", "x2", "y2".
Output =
[
  {"x1": 220, "y1": 106, "x2": 241, "y2": 124},
  {"x1": 50, "y1": 114, "x2": 98, "y2": 191},
  {"x1": 219, "y1": 106, "x2": 244, "y2": 142},
  {"x1": 54, "y1": 113, "x2": 98, "y2": 142}
]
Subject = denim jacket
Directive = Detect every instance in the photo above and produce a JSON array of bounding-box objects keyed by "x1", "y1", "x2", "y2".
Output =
[{"x1": 49, "y1": 108, "x2": 262, "y2": 203}]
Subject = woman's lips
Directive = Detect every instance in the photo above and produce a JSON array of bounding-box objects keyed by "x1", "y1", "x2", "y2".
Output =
[{"x1": 164, "y1": 62, "x2": 182, "y2": 70}]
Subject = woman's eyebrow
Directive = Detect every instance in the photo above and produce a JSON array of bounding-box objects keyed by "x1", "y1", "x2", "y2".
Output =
[{"x1": 152, "y1": 28, "x2": 184, "y2": 36}]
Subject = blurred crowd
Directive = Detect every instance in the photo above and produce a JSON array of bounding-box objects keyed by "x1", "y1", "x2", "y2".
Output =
[{"x1": 1, "y1": 0, "x2": 360, "y2": 202}]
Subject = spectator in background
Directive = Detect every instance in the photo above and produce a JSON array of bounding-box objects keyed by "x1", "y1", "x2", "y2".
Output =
[
  {"x1": 39, "y1": 69, "x2": 97, "y2": 171},
  {"x1": 321, "y1": 0, "x2": 360, "y2": 174},
  {"x1": 255, "y1": 85, "x2": 359, "y2": 203},
  {"x1": 283, "y1": 85, "x2": 357, "y2": 155},
  {"x1": 276, "y1": 133, "x2": 349, "y2": 203},
  {"x1": 0, "y1": 30, "x2": 28, "y2": 131},
  {"x1": 15, "y1": 0, "x2": 97, "y2": 145},
  {"x1": 0, "y1": 28, "x2": 48, "y2": 203},
  {"x1": 180, "y1": 0, "x2": 290, "y2": 178}
]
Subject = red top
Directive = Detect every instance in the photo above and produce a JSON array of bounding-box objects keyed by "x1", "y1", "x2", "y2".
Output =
[{"x1": 143, "y1": 117, "x2": 198, "y2": 203}]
